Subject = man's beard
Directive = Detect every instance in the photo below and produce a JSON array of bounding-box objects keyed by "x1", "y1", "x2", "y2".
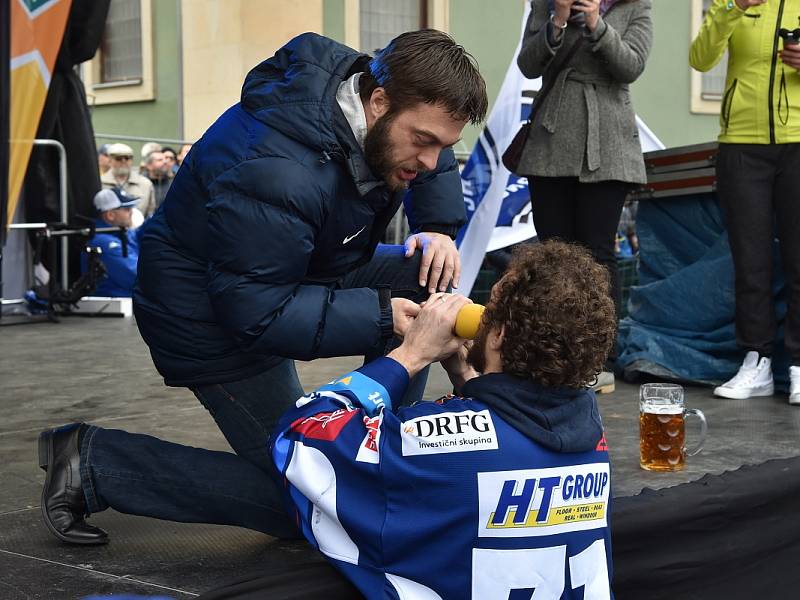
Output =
[
  {"x1": 466, "y1": 325, "x2": 490, "y2": 375},
  {"x1": 112, "y1": 166, "x2": 130, "y2": 179},
  {"x1": 364, "y1": 112, "x2": 404, "y2": 191}
]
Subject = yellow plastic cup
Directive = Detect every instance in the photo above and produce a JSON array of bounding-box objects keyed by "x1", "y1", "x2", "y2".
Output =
[{"x1": 454, "y1": 304, "x2": 485, "y2": 339}]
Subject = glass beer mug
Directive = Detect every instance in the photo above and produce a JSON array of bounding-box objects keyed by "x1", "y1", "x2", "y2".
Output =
[{"x1": 639, "y1": 383, "x2": 707, "y2": 471}]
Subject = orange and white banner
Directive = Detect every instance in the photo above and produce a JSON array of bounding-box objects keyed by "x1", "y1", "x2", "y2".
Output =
[{"x1": 8, "y1": 0, "x2": 72, "y2": 225}]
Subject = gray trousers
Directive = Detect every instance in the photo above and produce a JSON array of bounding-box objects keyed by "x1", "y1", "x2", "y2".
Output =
[{"x1": 716, "y1": 143, "x2": 800, "y2": 364}]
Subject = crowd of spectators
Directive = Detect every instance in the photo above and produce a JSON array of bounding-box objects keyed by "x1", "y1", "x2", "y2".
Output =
[{"x1": 86, "y1": 140, "x2": 192, "y2": 296}]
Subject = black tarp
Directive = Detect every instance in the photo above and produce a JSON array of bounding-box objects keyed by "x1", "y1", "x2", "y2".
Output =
[
  {"x1": 196, "y1": 560, "x2": 363, "y2": 600},
  {"x1": 195, "y1": 457, "x2": 800, "y2": 599},
  {"x1": 613, "y1": 457, "x2": 800, "y2": 599},
  {"x1": 617, "y1": 193, "x2": 791, "y2": 389},
  {"x1": 21, "y1": 0, "x2": 110, "y2": 281}
]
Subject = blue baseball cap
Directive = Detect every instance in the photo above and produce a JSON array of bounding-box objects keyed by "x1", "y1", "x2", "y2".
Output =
[{"x1": 93, "y1": 187, "x2": 140, "y2": 212}]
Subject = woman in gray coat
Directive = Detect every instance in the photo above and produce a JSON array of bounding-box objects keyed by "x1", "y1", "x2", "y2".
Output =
[{"x1": 517, "y1": 0, "x2": 652, "y2": 392}]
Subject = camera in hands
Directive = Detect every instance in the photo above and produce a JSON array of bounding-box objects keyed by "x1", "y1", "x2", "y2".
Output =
[{"x1": 779, "y1": 28, "x2": 800, "y2": 46}]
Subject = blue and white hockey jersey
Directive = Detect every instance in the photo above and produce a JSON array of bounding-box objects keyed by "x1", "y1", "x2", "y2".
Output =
[{"x1": 270, "y1": 357, "x2": 613, "y2": 600}]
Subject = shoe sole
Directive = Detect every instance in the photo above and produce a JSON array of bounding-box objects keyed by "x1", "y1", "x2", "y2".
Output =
[
  {"x1": 713, "y1": 384, "x2": 774, "y2": 400},
  {"x1": 38, "y1": 430, "x2": 109, "y2": 546},
  {"x1": 790, "y1": 396, "x2": 800, "y2": 406},
  {"x1": 593, "y1": 383, "x2": 615, "y2": 394}
]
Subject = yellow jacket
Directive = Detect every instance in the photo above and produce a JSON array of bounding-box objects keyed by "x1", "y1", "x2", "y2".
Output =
[{"x1": 690, "y1": 0, "x2": 800, "y2": 144}]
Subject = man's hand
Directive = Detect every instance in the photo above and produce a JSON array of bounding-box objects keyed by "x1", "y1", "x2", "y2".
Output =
[
  {"x1": 388, "y1": 293, "x2": 471, "y2": 378},
  {"x1": 734, "y1": 0, "x2": 767, "y2": 9},
  {"x1": 440, "y1": 340, "x2": 480, "y2": 394},
  {"x1": 571, "y1": 0, "x2": 601, "y2": 31},
  {"x1": 391, "y1": 298, "x2": 421, "y2": 338},
  {"x1": 780, "y1": 43, "x2": 800, "y2": 70},
  {"x1": 404, "y1": 232, "x2": 461, "y2": 293}
]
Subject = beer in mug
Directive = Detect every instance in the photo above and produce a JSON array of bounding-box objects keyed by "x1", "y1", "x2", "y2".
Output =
[{"x1": 639, "y1": 383, "x2": 707, "y2": 472}]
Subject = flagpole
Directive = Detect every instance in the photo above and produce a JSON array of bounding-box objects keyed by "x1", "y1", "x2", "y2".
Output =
[
  {"x1": 458, "y1": 2, "x2": 535, "y2": 296},
  {"x1": 1, "y1": 0, "x2": 12, "y2": 316}
]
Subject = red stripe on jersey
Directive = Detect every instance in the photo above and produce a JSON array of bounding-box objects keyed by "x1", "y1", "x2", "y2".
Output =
[{"x1": 290, "y1": 408, "x2": 358, "y2": 441}]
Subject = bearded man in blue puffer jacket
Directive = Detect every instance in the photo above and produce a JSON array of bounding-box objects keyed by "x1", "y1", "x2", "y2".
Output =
[{"x1": 38, "y1": 30, "x2": 488, "y2": 545}]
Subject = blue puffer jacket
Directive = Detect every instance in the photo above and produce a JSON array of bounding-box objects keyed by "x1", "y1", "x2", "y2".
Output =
[{"x1": 133, "y1": 33, "x2": 466, "y2": 387}]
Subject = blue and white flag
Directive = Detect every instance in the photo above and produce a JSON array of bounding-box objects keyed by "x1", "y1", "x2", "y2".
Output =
[{"x1": 457, "y1": 4, "x2": 664, "y2": 295}]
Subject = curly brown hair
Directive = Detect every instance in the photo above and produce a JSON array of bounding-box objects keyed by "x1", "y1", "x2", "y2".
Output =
[{"x1": 483, "y1": 240, "x2": 616, "y2": 388}]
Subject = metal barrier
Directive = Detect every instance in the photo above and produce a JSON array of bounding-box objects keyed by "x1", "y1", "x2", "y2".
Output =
[
  {"x1": 31, "y1": 139, "x2": 69, "y2": 289},
  {"x1": 94, "y1": 133, "x2": 194, "y2": 147},
  {"x1": 90, "y1": 135, "x2": 469, "y2": 247},
  {"x1": 0, "y1": 139, "x2": 69, "y2": 310},
  {"x1": 94, "y1": 134, "x2": 471, "y2": 161}
]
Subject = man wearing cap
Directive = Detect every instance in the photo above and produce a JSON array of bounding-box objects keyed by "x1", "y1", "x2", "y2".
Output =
[
  {"x1": 83, "y1": 188, "x2": 141, "y2": 297},
  {"x1": 101, "y1": 143, "x2": 156, "y2": 218}
]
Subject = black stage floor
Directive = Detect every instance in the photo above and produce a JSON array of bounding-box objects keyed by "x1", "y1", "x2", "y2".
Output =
[{"x1": 2, "y1": 317, "x2": 800, "y2": 598}]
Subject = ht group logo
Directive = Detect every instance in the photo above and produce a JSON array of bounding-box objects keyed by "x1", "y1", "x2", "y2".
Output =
[
  {"x1": 400, "y1": 410, "x2": 498, "y2": 456},
  {"x1": 477, "y1": 463, "x2": 610, "y2": 537}
]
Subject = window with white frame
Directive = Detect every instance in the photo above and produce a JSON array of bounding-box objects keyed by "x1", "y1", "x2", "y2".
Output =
[
  {"x1": 82, "y1": 0, "x2": 154, "y2": 105},
  {"x1": 99, "y1": 0, "x2": 143, "y2": 85},
  {"x1": 358, "y1": 0, "x2": 429, "y2": 244},
  {"x1": 690, "y1": 0, "x2": 727, "y2": 113},
  {"x1": 360, "y1": 0, "x2": 427, "y2": 54},
  {"x1": 346, "y1": 0, "x2": 449, "y2": 243},
  {"x1": 699, "y1": 0, "x2": 728, "y2": 100}
]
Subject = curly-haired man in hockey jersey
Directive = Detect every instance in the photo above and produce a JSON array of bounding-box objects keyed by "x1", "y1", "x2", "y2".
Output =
[{"x1": 271, "y1": 240, "x2": 617, "y2": 600}]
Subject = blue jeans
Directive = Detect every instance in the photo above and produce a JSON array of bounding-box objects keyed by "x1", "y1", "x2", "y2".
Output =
[{"x1": 80, "y1": 246, "x2": 429, "y2": 536}]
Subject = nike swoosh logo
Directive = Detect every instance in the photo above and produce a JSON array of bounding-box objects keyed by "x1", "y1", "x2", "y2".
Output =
[{"x1": 342, "y1": 226, "x2": 366, "y2": 245}]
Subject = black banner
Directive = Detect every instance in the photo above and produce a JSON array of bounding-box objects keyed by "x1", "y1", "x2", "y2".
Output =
[
  {"x1": 1, "y1": 0, "x2": 10, "y2": 247},
  {"x1": 613, "y1": 456, "x2": 800, "y2": 599}
]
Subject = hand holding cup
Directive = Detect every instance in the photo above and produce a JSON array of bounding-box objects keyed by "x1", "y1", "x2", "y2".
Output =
[{"x1": 388, "y1": 293, "x2": 472, "y2": 377}]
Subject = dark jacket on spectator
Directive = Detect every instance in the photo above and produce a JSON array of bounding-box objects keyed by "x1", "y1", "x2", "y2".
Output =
[{"x1": 83, "y1": 218, "x2": 140, "y2": 298}]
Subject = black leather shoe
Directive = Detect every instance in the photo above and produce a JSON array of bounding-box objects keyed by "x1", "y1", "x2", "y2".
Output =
[{"x1": 38, "y1": 424, "x2": 109, "y2": 545}]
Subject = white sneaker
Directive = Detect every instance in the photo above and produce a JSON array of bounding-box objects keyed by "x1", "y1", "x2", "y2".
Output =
[
  {"x1": 790, "y1": 366, "x2": 800, "y2": 406},
  {"x1": 714, "y1": 351, "x2": 774, "y2": 399},
  {"x1": 591, "y1": 371, "x2": 615, "y2": 394}
]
